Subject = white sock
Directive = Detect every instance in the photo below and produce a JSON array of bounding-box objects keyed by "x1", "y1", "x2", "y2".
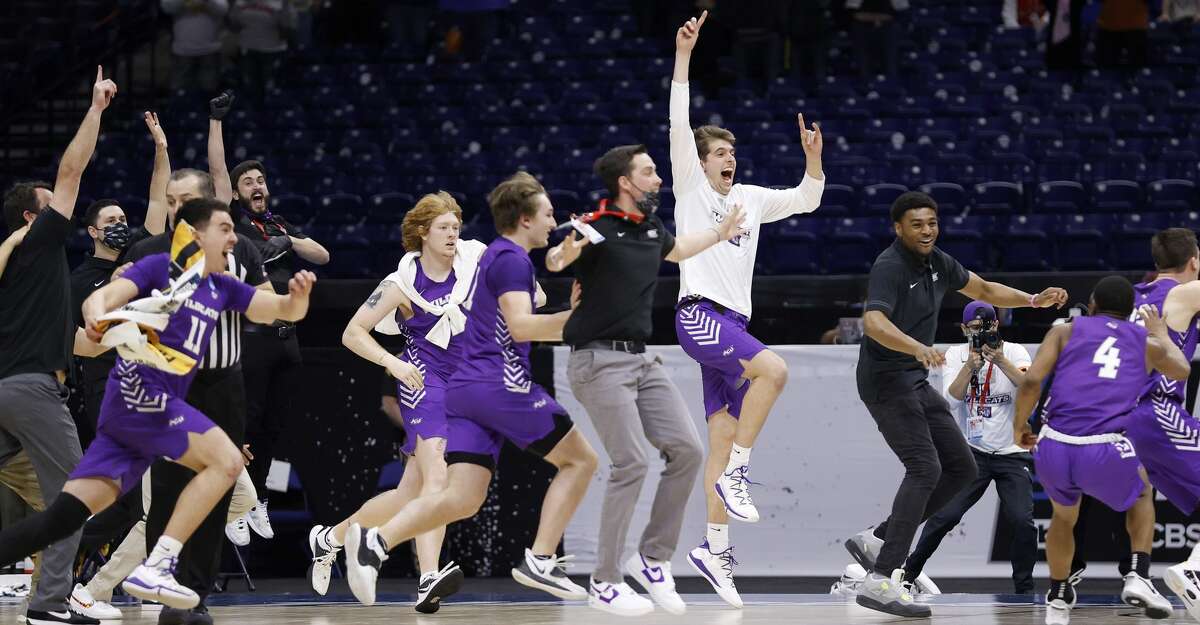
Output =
[
  {"x1": 707, "y1": 523, "x2": 729, "y2": 552},
  {"x1": 421, "y1": 569, "x2": 438, "y2": 580},
  {"x1": 727, "y1": 444, "x2": 752, "y2": 470},
  {"x1": 149, "y1": 536, "x2": 183, "y2": 562}
]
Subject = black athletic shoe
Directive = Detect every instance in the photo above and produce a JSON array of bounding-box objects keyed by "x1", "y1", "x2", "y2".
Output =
[
  {"x1": 25, "y1": 608, "x2": 100, "y2": 625},
  {"x1": 158, "y1": 606, "x2": 189, "y2": 625},
  {"x1": 415, "y1": 562, "x2": 465, "y2": 613},
  {"x1": 185, "y1": 604, "x2": 214, "y2": 625}
]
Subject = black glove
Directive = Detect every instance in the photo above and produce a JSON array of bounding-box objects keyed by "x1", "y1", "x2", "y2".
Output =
[
  {"x1": 261, "y1": 235, "x2": 292, "y2": 261},
  {"x1": 209, "y1": 90, "x2": 235, "y2": 120}
]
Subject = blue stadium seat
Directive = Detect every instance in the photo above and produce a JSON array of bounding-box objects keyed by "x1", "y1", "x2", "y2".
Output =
[
  {"x1": 320, "y1": 194, "x2": 365, "y2": 224},
  {"x1": 1148, "y1": 179, "x2": 1197, "y2": 212},
  {"x1": 824, "y1": 217, "x2": 883, "y2": 274},
  {"x1": 1112, "y1": 213, "x2": 1172, "y2": 270},
  {"x1": 862, "y1": 183, "x2": 908, "y2": 216},
  {"x1": 819, "y1": 184, "x2": 857, "y2": 216},
  {"x1": 972, "y1": 181, "x2": 1022, "y2": 214},
  {"x1": 937, "y1": 215, "x2": 992, "y2": 270},
  {"x1": 271, "y1": 194, "x2": 313, "y2": 222},
  {"x1": 1091, "y1": 180, "x2": 1143, "y2": 212},
  {"x1": 999, "y1": 214, "x2": 1058, "y2": 270},
  {"x1": 367, "y1": 192, "x2": 414, "y2": 223},
  {"x1": 919, "y1": 182, "x2": 967, "y2": 216},
  {"x1": 1058, "y1": 214, "x2": 1115, "y2": 270},
  {"x1": 1034, "y1": 181, "x2": 1087, "y2": 213}
]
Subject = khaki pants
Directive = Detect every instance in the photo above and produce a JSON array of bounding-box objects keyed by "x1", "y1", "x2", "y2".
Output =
[{"x1": 0, "y1": 450, "x2": 45, "y2": 596}]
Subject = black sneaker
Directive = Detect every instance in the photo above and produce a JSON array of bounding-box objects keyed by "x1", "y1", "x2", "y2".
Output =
[
  {"x1": 415, "y1": 562, "x2": 465, "y2": 613},
  {"x1": 344, "y1": 522, "x2": 388, "y2": 606},
  {"x1": 158, "y1": 606, "x2": 189, "y2": 625},
  {"x1": 25, "y1": 608, "x2": 100, "y2": 625},
  {"x1": 185, "y1": 604, "x2": 214, "y2": 625}
]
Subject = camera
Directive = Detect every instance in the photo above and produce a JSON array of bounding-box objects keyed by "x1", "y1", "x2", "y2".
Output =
[{"x1": 969, "y1": 329, "x2": 1002, "y2": 351}]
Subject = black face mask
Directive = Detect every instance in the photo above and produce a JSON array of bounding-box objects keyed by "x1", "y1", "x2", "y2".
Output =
[
  {"x1": 628, "y1": 180, "x2": 660, "y2": 214},
  {"x1": 100, "y1": 222, "x2": 131, "y2": 252}
]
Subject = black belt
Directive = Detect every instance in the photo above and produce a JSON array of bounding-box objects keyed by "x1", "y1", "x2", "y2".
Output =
[
  {"x1": 244, "y1": 323, "x2": 295, "y2": 339},
  {"x1": 571, "y1": 340, "x2": 646, "y2": 354}
]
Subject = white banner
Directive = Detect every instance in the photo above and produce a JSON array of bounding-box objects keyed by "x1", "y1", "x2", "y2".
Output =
[{"x1": 556, "y1": 344, "x2": 1067, "y2": 579}]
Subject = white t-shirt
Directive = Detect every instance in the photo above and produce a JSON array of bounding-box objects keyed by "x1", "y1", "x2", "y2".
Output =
[
  {"x1": 669, "y1": 81, "x2": 825, "y2": 318},
  {"x1": 941, "y1": 341, "x2": 1033, "y2": 455}
]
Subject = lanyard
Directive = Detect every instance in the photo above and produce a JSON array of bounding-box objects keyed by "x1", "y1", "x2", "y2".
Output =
[
  {"x1": 968, "y1": 361, "x2": 994, "y2": 410},
  {"x1": 579, "y1": 199, "x2": 645, "y2": 225}
]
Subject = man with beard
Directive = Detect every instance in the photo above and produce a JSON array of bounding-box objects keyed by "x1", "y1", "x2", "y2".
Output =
[{"x1": 230, "y1": 158, "x2": 329, "y2": 538}]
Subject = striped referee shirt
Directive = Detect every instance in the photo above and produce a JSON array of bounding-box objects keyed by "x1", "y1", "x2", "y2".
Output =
[{"x1": 125, "y1": 232, "x2": 267, "y2": 369}]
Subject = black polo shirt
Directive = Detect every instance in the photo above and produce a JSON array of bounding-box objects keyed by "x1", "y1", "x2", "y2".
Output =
[
  {"x1": 235, "y1": 210, "x2": 309, "y2": 294},
  {"x1": 0, "y1": 209, "x2": 74, "y2": 380},
  {"x1": 856, "y1": 238, "x2": 970, "y2": 403},
  {"x1": 562, "y1": 212, "x2": 676, "y2": 346}
]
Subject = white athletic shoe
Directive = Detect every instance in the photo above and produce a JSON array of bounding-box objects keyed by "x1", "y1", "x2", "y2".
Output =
[
  {"x1": 844, "y1": 528, "x2": 885, "y2": 572},
  {"x1": 247, "y1": 500, "x2": 274, "y2": 539},
  {"x1": 121, "y1": 556, "x2": 199, "y2": 609},
  {"x1": 1165, "y1": 559, "x2": 1200, "y2": 623},
  {"x1": 687, "y1": 540, "x2": 743, "y2": 609},
  {"x1": 714, "y1": 464, "x2": 759, "y2": 523},
  {"x1": 225, "y1": 514, "x2": 251, "y2": 547},
  {"x1": 624, "y1": 553, "x2": 686, "y2": 615},
  {"x1": 1121, "y1": 572, "x2": 1173, "y2": 619},
  {"x1": 1045, "y1": 585, "x2": 1076, "y2": 625},
  {"x1": 587, "y1": 577, "x2": 654, "y2": 616},
  {"x1": 70, "y1": 583, "x2": 122, "y2": 620},
  {"x1": 896, "y1": 569, "x2": 942, "y2": 595},
  {"x1": 308, "y1": 524, "x2": 342, "y2": 596},
  {"x1": 510, "y1": 549, "x2": 587, "y2": 600},
  {"x1": 344, "y1": 523, "x2": 387, "y2": 606},
  {"x1": 830, "y1": 562, "x2": 868, "y2": 596}
]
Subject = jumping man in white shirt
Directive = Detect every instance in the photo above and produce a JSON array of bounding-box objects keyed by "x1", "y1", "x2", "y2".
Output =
[{"x1": 670, "y1": 11, "x2": 826, "y2": 608}]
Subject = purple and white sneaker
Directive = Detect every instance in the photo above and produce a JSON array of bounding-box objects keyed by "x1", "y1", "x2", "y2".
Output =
[
  {"x1": 586, "y1": 576, "x2": 653, "y2": 616},
  {"x1": 624, "y1": 553, "x2": 685, "y2": 615},
  {"x1": 715, "y1": 464, "x2": 759, "y2": 523},
  {"x1": 687, "y1": 540, "x2": 743, "y2": 609},
  {"x1": 121, "y1": 555, "x2": 199, "y2": 609}
]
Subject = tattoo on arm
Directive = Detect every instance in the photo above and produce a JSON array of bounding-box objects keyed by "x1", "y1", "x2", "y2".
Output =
[{"x1": 366, "y1": 289, "x2": 383, "y2": 308}]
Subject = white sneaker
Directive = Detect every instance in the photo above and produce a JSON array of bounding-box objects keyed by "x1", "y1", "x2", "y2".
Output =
[
  {"x1": 1121, "y1": 572, "x2": 1173, "y2": 619},
  {"x1": 896, "y1": 569, "x2": 942, "y2": 595},
  {"x1": 687, "y1": 540, "x2": 743, "y2": 609},
  {"x1": 344, "y1": 523, "x2": 387, "y2": 606},
  {"x1": 308, "y1": 524, "x2": 342, "y2": 596},
  {"x1": 714, "y1": 464, "x2": 759, "y2": 523},
  {"x1": 1045, "y1": 584, "x2": 1076, "y2": 625},
  {"x1": 225, "y1": 514, "x2": 251, "y2": 546},
  {"x1": 415, "y1": 562, "x2": 464, "y2": 614},
  {"x1": 247, "y1": 500, "x2": 274, "y2": 539},
  {"x1": 511, "y1": 548, "x2": 587, "y2": 601},
  {"x1": 1165, "y1": 560, "x2": 1200, "y2": 623},
  {"x1": 830, "y1": 562, "x2": 868, "y2": 596},
  {"x1": 121, "y1": 556, "x2": 199, "y2": 609},
  {"x1": 70, "y1": 583, "x2": 122, "y2": 620},
  {"x1": 587, "y1": 577, "x2": 654, "y2": 616},
  {"x1": 624, "y1": 553, "x2": 685, "y2": 615}
]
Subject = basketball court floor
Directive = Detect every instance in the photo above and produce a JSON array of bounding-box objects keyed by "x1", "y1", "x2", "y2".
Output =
[{"x1": 0, "y1": 592, "x2": 1191, "y2": 624}]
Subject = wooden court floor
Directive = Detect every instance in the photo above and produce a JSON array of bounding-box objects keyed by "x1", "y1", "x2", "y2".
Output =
[{"x1": 1, "y1": 594, "x2": 1192, "y2": 624}]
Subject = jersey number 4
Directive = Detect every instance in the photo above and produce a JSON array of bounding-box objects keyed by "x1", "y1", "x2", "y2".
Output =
[{"x1": 1092, "y1": 336, "x2": 1121, "y2": 379}]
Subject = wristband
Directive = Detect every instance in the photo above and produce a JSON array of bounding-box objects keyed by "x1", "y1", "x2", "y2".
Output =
[{"x1": 1029, "y1": 293, "x2": 1038, "y2": 307}]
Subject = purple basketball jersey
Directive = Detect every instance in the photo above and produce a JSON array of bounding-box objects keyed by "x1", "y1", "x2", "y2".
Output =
[
  {"x1": 1135, "y1": 278, "x2": 1199, "y2": 403},
  {"x1": 1043, "y1": 315, "x2": 1149, "y2": 436},
  {"x1": 449, "y1": 237, "x2": 535, "y2": 392},
  {"x1": 119, "y1": 253, "x2": 256, "y2": 396},
  {"x1": 394, "y1": 260, "x2": 463, "y2": 380}
]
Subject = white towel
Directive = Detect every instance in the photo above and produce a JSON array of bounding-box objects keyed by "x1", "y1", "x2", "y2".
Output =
[{"x1": 373, "y1": 239, "x2": 487, "y2": 348}]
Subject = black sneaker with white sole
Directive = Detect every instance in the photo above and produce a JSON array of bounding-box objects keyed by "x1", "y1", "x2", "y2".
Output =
[
  {"x1": 25, "y1": 608, "x2": 99, "y2": 625},
  {"x1": 510, "y1": 548, "x2": 587, "y2": 600},
  {"x1": 415, "y1": 562, "x2": 465, "y2": 613}
]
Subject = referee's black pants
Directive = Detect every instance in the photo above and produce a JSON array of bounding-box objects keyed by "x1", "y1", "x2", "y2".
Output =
[
  {"x1": 144, "y1": 365, "x2": 246, "y2": 602},
  {"x1": 241, "y1": 328, "x2": 301, "y2": 499},
  {"x1": 864, "y1": 382, "x2": 978, "y2": 575}
]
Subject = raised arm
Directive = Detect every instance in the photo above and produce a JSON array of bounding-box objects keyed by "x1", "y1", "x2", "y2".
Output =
[
  {"x1": 208, "y1": 91, "x2": 235, "y2": 204},
  {"x1": 1141, "y1": 304, "x2": 1191, "y2": 380},
  {"x1": 1013, "y1": 323, "x2": 1069, "y2": 448},
  {"x1": 959, "y1": 272, "x2": 1068, "y2": 309},
  {"x1": 0, "y1": 226, "x2": 28, "y2": 280},
  {"x1": 665, "y1": 203, "x2": 746, "y2": 262},
  {"x1": 144, "y1": 111, "x2": 170, "y2": 234},
  {"x1": 669, "y1": 12, "x2": 709, "y2": 196},
  {"x1": 52, "y1": 66, "x2": 117, "y2": 221},
  {"x1": 672, "y1": 10, "x2": 705, "y2": 84},
  {"x1": 245, "y1": 270, "x2": 315, "y2": 324}
]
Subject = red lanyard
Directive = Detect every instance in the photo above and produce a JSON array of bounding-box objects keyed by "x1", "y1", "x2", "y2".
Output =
[
  {"x1": 969, "y1": 361, "x2": 994, "y2": 410},
  {"x1": 579, "y1": 199, "x2": 645, "y2": 224}
]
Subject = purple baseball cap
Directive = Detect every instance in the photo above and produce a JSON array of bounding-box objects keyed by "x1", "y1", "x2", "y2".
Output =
[{"x1": 963, "y1": 301, "x2": 997, "y2": 325}]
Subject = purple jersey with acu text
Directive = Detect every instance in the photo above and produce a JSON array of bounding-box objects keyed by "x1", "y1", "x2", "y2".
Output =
[
  {"x1": 119, "y1": 253, "x2": 257, "y2": 396},
  {"x1": 390, "y1": 260, "x2": 463, "y2": 380},
  {"x1": 449, "y1": 237, "x2": 535, "y2": 392},
  {"x1": 1135, "y1": 278, "x2": 1199, "y2": 404},
  {"x1": 1043, "y1": 315, "x2": 1150, "y2": 436}
]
